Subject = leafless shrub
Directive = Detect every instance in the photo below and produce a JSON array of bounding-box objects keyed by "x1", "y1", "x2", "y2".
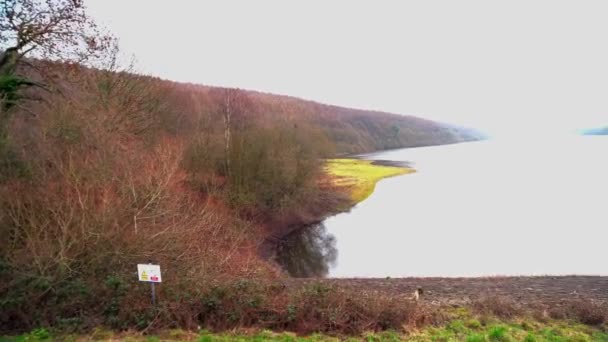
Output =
[
  {"x1": 187, "y1": 281, "x2": 437, "y2": 335},
  {"x1": 472, "y1": 296, "x2": 522, "y2": 319},
  {"x1": 561, "y1": 300, "x2": 607, "y2": 326}
]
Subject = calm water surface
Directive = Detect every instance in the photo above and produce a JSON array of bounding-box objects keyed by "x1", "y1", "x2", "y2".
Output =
[{"x1": 277, "y1": 135, "x2": 608, "y2": 277}]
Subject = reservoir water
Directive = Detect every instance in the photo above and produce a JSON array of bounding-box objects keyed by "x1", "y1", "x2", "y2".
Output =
[{"x1": 277, "y1": 135, "x2": 608, "y2": 277}]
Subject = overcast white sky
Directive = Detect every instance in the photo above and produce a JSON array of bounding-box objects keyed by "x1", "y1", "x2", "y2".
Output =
[{"x1": 86, "y1": 0, "x2": 608, "y2": 136}]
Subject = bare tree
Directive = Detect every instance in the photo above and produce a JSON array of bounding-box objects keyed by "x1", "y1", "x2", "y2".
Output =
[
  {"x1": 211, "y1": 88, "x2": 251, "y2": 177},
  {"x1": 0, "y1": 0, "x2": 113, "y2": 109}
]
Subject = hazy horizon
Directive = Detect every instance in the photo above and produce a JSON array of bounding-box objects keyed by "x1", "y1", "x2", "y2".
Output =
[{"x1": 86, "y1": 0, "x2": 608, "y2": 137}]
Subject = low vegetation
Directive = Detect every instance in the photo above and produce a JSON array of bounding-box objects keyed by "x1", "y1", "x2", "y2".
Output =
[
  {"x1": 4, "y1": 277, "x2": 608, "y2": 339},
  {"x1": 3, "y1": 303, "x2": 608, "y2": 341},
  {"x1": 325, "y1": 159, "x2": 414, "y2": 204}
]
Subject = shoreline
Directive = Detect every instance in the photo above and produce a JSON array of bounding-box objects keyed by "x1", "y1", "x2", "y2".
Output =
[
  {"x1": 264, "y1": 157, "x2": 416, "y2": 242},
  {"x1": 263, "y1": 158, "x2": 416, "y2": 274},
  {"x1": 368, "y1": 159, "x2": 413, "y2": 168}
]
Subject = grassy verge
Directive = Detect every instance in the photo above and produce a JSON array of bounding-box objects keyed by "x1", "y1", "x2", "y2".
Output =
[
  {"x1": 4, "y1": 318, "x2": 607, "y2": 341},
  {"x1": 410, "y1": 319, "x2": 608, "y2": 342},
  {"x1": 325, "y1": 159, "x2": 414, "y2": 204}
]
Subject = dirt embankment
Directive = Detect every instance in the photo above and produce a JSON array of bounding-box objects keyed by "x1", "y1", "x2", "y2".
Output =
[{"x1": 285, "y1": 276, "x2": 608, "y2": 306}]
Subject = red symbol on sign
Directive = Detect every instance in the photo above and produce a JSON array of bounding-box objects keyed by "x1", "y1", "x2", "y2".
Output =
[{"x1": 151, "y1": 276, "x2": 159, "y2": 281}]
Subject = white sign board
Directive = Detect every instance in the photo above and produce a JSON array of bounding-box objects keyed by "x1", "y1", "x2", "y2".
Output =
[{"x1": 137, "y1": 264, "x2": 162, "y2": 283}]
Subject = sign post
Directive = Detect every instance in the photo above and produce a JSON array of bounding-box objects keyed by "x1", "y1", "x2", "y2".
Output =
[{"x1": 137, "y1": 263, "x2": 162, "y2": 306}]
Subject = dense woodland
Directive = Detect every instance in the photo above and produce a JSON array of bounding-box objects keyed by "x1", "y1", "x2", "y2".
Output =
[
  {"x1": 0, "y1": 0, "x2": 480, "y2": 333},
  {"x1": 172, "y1": 84, "x2": 482, "y2": 154}
]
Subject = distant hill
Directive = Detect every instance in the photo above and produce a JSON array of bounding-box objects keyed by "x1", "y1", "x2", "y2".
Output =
[
  {"x1": 169, "y1": 83, "x2": 485, "y2": 154},
  {"x1": 16, "y1": 59, "x2": 484, "y2": 155},
  {"x1": 581, "y1": 126, "x2": 608, "y2": 135}
]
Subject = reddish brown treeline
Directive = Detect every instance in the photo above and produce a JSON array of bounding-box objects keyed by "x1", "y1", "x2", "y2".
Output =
[{"x1": 0, "y1": 57, "x2": 478, "y2": 332}]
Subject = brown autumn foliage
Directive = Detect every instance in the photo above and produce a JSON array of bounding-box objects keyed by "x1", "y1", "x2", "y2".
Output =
[
  {"x1": 188, "y1": 281, "x2": 441, "y2": 335},
  {"x1": 0, "y1": 54, "x2": 482, "y2": 332},
  {"x1": 0, "y1": 1, "x2": 481, "y2": 332},
  {"x1": 0, "y1": 62, "x2": 283, "y2": 332},
  {"x1": 169, "y1": 83, "x2": 482, "y2": 155},
  {"x1": 547, "y1": 300, "x2": 608, "y2": 325},
  {"x1": 471, "y1": 296, "x2": 523, "y2": 319}
]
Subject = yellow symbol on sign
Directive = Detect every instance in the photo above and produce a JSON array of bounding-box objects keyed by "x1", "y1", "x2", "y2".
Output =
[{"x1": 141, "y1": 271, "x2": 149, "y2": 281}]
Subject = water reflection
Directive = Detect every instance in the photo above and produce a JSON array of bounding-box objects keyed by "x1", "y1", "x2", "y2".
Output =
[{"x1": 275, "y1": 223, "x2": 337, "y2": 277}]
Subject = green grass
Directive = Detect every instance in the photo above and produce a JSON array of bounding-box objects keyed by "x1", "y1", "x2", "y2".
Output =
[
  {"x1": 406, "y1": 320, "x2": 608, "y2": 342},
  {"x1": 196, "y1": 330, "x2": 338, "y2": 341},
  {"x1": 487, "y1": 326, "x2": 509, "y2": 341},
  {"x1": 325, "y1": 158, "x2": 414, "y2": 203},
  {"x1": 4, "y1": 321, "x2": 608, "y2": 342},
  {"x1": 466, "y1": 333, "x2": 487, "y2": 342}
]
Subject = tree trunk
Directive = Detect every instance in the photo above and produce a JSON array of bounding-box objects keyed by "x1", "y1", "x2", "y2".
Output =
[
  {"x1": 223, "y1": 94, "x2": 232, "y2": 177},
  {"x1": 0, "y1": 47, "x2": 20, "y2": 76}
]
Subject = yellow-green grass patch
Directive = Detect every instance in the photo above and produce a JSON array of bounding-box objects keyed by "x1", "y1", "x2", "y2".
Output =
[{"x1": 325, "y1": 158, "x2": 415, "y2": 204}]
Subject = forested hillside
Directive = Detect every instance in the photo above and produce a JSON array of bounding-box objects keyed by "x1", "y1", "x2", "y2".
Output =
[
  {"x1": 0, "y1": 0, "x2": 480, "y2": 333},
  {"x1": 0, "y1": 48, "x2": 484, "y2": 334},
  {"x1": 169, "y1": 83, "x2": 482, "y2": 154},
  {"x1": 0, "y1": 59, "x2": 484, "y2": 332}
]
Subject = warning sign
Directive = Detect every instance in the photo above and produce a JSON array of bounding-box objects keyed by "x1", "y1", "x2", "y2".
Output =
[{"x1": 137, "y1": 264, "x2": 162, "y2": 283}]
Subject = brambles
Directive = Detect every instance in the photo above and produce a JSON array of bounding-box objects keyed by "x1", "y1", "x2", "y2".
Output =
[
  {"x1": 552, "y1": 300, "x2": 607, "y2": 326},
  {"x1": 473, "y1": 297, "x2": 522, "y2": 319},
  {"x1": 3, "y1": 292, "x2": 608, "y2": 339},
  {"x1": 0, "y1": 64, "x2": 272, "y2": 333},
  {"x1": 191, "y1": 281, "x2": 426, "y2": 335}
]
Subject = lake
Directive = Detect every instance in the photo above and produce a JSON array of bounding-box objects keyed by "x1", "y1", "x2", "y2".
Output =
[{"x1": 276, "y1": 135, "x2": 608, "y2": 278}]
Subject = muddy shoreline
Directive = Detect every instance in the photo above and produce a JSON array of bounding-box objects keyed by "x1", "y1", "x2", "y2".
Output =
[{"x1": 368, "y1": 159, "x2": 413, "y2": 168}]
